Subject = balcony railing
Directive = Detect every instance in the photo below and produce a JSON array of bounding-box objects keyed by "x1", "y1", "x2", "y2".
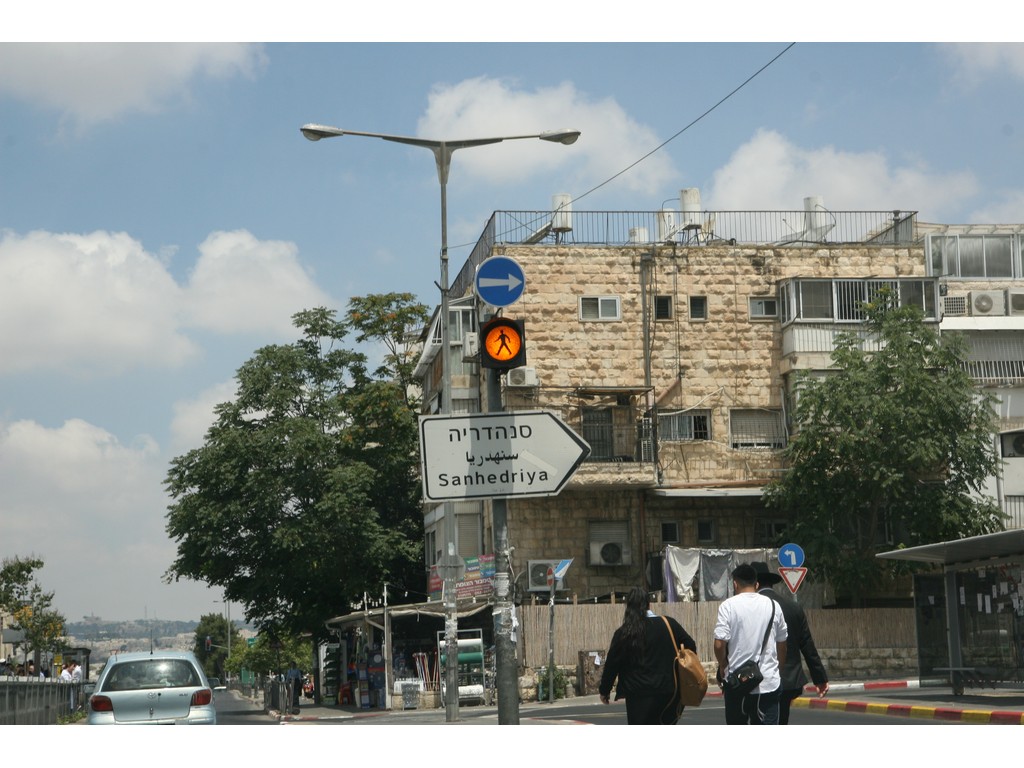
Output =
[{"x1": 452, "y1": 209, "x2": 918, "y2": 302}]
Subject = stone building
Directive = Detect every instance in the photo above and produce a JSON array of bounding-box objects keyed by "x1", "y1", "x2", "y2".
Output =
[{"x1": 414, "y1": 197, "x2": 1024, "y2": 604}]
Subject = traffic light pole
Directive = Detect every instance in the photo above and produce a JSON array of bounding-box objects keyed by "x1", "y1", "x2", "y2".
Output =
[{"x1": 487, "y1": 365, "x2": 520, "y2": 724}]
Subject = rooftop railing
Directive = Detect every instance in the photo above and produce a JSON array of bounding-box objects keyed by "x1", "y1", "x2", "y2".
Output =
[{"x1": 452, "y1": 209, "x2": 918, "y2": 302}]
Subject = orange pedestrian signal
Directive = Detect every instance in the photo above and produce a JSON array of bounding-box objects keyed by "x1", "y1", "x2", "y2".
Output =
[{"x1": 479, "y1": 317, "x2": 526, "y2": 370}]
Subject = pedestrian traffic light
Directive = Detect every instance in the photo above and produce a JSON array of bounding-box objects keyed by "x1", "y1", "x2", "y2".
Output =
[
  {"x1": 205, "y1": 635, "x2": 212, "y2": 652},
  {"x1": 479, "y1": 316, "x2": 526, "y2": 370}
]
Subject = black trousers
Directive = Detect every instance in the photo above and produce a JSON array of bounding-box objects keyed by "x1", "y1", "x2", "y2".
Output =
[
  {"x1": 624, "y1": 693, "x2": 681, "y2": 725},
  {"x1": 723, "y1": 685, "x2": 781, "y2": 724},
  {"x1": 778, "y1": 687, "x2": 802, "y2": 725}
]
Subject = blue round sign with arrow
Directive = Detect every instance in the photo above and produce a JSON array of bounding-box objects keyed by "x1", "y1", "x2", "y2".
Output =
[
  {"x1": 779, "y1": 542, "x2": 805, "y2": 568},
  {"x1": 475, "y1": 256, "x2": 525, "y2": 308}
]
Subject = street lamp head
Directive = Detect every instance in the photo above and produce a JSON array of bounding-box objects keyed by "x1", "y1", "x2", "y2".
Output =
[
  {"x1": 300, "y1": 123, "x2": 345, "y2": 142},
  {"x1": 540, "y1": 129, "x2": 581, "y2": 145}
]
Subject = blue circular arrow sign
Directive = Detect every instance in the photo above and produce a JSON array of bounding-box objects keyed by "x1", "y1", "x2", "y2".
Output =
[
  {"x1": 779, "y1": 542, "x2": 805, "y2": 568},
  {"x1": 475, "y1": 256, "x2": 525, "y2": 308}
]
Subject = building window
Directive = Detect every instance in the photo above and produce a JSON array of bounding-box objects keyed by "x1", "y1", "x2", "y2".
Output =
[
  {"x1": 696, "y1": 519, "x2": 715, "y2": 544},
  {"x1": 661, "y1": 521, "x2": 680, "y2": 544},
  {"x1": 658, "y1": 409, "x2": 711, "y2": 441},
  {"x1": 749, "y1": 296, "x2": 778, "y2": 319},
  {"x1": 689, "y1": 295, "x2": 708, "y2": 321},
  {"x1": 582, "y1": 407, "x2": 615, "y2": 460},
  {"x1": 730, "y1": 408, "x2": 786, "y2": 450},
  {"x1": 424, "y1": 529, "x2": 437, "y2": 567},
  {"x1": 779, "y1": 277, "x2": 937, "y2": 323},
  {"x1": 580, "y1": 296, "x2": 621, "y2": 321},
  {"x1": 928, "y1": 234, "x2": 1016, "y2": 278},
  {"x1": 754, "y1": 518, "x2": 788, "y2": 546},
  {"x1": 655, "y1": 295, "x2": 673, "y2": 321}
]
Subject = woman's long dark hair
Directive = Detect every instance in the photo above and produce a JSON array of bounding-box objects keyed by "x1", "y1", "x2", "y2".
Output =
[{"x1": 618, "y1": 586, "x2": 650, "y2": 657}]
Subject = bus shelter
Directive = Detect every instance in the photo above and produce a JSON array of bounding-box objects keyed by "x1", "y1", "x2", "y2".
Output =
[{"x1": 878, "y1": 529, "x2": 1024, "y2": 694}]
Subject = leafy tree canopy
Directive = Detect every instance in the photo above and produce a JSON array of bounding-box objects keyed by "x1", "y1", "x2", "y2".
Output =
[
  {"x1": 224, "y1": 632, "x2": 311, "y2": 678},
  {"x1": 192, "y1": 612, "x2": 242, "y2": 680},
  {"x1": 165, "y1": 298, "x2": 429, "y2": 637},
  {"x1": 764, "y1": 294, "x2": 1005, "y2": 603},
  {"x1": 1, "y1": 555, "x2": 44, "y2": 613}
]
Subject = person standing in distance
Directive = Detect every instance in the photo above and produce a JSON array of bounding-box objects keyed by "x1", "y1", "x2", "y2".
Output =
[
  {"x1": 599, "y1": 586, "x2": 698, "y2": 724},
  {"x1": 751, "y1": 561, "x2": 829, "y2": 723},
  {"x1": 713, "y1": 563, "x2": 788, "y2": 724}
]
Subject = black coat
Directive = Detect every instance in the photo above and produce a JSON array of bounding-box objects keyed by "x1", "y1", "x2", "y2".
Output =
[
  {"x1": 599, "y1": 614, "x2": 697, "y2": 701},
  {"x1": 758, "y1": 587, "x2": 828, "y2": 692}
]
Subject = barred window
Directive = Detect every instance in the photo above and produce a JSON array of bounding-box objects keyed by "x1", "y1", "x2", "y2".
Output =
[
  {"x1": 655, "y1": 295, "x2": 673, "y2": 320},
  {"x1": 730, "y1": 408, "x2": 786, "y2": 450},
  {"x1": 659, "y1": 409, "x2": 711, "y2": 441}
]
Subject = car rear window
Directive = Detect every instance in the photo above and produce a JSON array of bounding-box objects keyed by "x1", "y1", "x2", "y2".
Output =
[{"x1": 102, "y1": 659, "x2": 201, "y2": 691}]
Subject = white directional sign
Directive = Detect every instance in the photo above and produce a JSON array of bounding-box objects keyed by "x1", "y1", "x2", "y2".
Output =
[{"x1": 419, "y1": 411, "x2": 591, "y2": 501}]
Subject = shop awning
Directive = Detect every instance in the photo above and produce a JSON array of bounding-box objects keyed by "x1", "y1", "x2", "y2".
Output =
[{"x1": 877, "y1": 529, "x2": 1024, "y2": 566}]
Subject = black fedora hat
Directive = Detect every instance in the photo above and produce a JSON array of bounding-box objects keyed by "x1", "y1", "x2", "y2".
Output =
[{"x1": 749, "y1": 561, "x2": 782, "y2": 586}]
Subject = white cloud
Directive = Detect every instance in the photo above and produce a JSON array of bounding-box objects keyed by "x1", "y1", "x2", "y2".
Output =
[
  {"x1": 706, "y1": 129, "x2": 979, "y2": 221},
  {"x1": 0, "y1": 228, "x2": 332, "y2": 377},
  {"x1": 940, "y1": 43, "x2": 1024, "y2": 83},
  {"x1": 0, "y1": 230, "x2": 197, "y2": 375},
  {"x1": 184, "y1": 230, "x2": 333, "y2": 336},
  {"x1": 417, "y1": 76, "x2": 676, "y2": 196},
  {"x1": 169, "y1": 379, "x2": 237, "y2": 454},
  {"x1": 0, "y1": 43, "x2": 266, "y2": 128},
  {"x1": 0, "y1": 417, "x2": 196, "y2": 619},
  {"x1": 967, "y1": 189, "x2": 1024, "y2": 224}
]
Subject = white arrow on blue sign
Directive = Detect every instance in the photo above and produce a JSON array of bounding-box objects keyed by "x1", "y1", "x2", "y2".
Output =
[
  {"x1": 779, "y1": 542, "x2": 805, "y2": 568},
  {"x1": 475, "y1": 256, "x2": 526, "y2": 308}
]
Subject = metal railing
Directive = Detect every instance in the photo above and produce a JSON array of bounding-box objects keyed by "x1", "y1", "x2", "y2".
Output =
[
  {"x1": 451, "y1": 209, "x2": 918, "y2": 302},
  {"x1": 0, "y1": 677, "x2": 83, "y2": 725}
]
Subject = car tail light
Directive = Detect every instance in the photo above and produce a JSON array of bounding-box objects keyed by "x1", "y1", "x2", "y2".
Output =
[
  {"x1": 191, "y1": 688, "x2": 213, "y2": 706},
  {"x1": 90, "y1": 695, "x2": 113, "y2": 712}
]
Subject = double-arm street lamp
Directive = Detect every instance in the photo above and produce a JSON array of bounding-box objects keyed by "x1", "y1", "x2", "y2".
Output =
[{"x1": 301, "y1": 122, "x2": 579, "y2": 723}]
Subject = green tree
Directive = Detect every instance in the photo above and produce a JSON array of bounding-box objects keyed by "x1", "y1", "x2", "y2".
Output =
[
  {"x1": 225, "y1": 632, "x2": 311, "y2": 680},
  {"x1": 11, "y1": 582, "x2": 66, "y2": 668},
  {"x1": 764, "y1": 295, "x2": 1004, "y2": 604},
  {"x1": 0, "y1": 556, "x2": 44, "y2": 613},
  {"x1": 193, "y1": 612, "x2": 241, "y2": 680},
  {"x1": 164, "y1": 299, "x2": 428, "y2": 639}
]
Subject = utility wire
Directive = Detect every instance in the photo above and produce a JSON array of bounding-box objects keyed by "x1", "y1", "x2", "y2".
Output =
[
  {"x1": 451, "y1": 42, "x2": 797, "y2": 252},
  {"x1": 570, "y1": 42, "x2": 797, "y2": 206}
]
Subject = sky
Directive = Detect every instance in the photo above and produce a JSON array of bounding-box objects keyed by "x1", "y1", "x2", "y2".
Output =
[{"x1": 2, "y1": 15, "x2": 1024, "y2": 623}]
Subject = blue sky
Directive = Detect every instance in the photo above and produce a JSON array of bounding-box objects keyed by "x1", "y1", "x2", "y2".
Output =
[{"x1": 2, "y1": 28, "x2": 1024, "y2": 622}]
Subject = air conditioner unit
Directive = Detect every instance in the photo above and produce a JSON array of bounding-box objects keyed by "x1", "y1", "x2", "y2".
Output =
[
  {"x1": 1009, "y1": 290, "x2": 1024, "y2": 316},
  {"x1": 970, "y1": 290, "x2": 1006, "y2": 316},
  {"x1": 1002, "y1": 432, "x2": 1024, "y2": 458},
  {"x1": 590, "y1": 540, "x2": 632, "y2": 567},
  {"x1": 527, "y1": 559, "x2": 562, "y2": 592},
  {"x1": 942, "y1": 294, "x2": 969, "y2": 317},
  {"x1": 463, "y1": 333, "x2": 479, "y2": 360},
  {"x1": 506, "y1": 366, "x2": 539, "y2": 387}
]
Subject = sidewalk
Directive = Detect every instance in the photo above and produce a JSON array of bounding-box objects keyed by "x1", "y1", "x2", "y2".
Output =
[{"x1": 258, "y1": 679, "x2": 1024, "y2": 724}]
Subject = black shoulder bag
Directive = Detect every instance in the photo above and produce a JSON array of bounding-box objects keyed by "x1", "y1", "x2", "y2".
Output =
[{"x1": 725, "y1": 600, "x2": 775, "y2": 696}]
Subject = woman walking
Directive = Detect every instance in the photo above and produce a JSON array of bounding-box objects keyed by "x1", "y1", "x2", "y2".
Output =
[{"x1": 598, "y1": 586, "x2": 697, "y2": 724}]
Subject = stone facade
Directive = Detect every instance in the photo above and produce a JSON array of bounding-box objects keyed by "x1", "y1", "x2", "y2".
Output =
[{"x1": 483, "y1": 242, "x2": 929, "y2": 598}]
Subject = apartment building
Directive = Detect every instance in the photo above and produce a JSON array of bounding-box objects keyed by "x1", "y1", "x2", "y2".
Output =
[{"x1": 415, "y1": 194, "x2": 1024, "y2": 602}]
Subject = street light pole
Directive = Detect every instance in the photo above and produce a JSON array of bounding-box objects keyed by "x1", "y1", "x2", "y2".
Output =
[{"x1": 301, "y1": 123, "x2": 579, "y2": 723}]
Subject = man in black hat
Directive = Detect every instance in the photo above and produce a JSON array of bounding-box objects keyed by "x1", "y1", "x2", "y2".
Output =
[{"x1": 751, "y1": 561, "x2": 829, "y2": 724}]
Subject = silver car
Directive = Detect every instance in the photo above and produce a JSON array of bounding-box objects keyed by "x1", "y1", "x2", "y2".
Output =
[{"x1": 87, "y1": 650, "x2": 216, "y2": 725}]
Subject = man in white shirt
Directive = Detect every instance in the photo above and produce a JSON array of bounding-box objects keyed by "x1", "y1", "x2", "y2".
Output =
[{"x1": 713, "y1": 562, "x2": 788, "y2": 724}]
